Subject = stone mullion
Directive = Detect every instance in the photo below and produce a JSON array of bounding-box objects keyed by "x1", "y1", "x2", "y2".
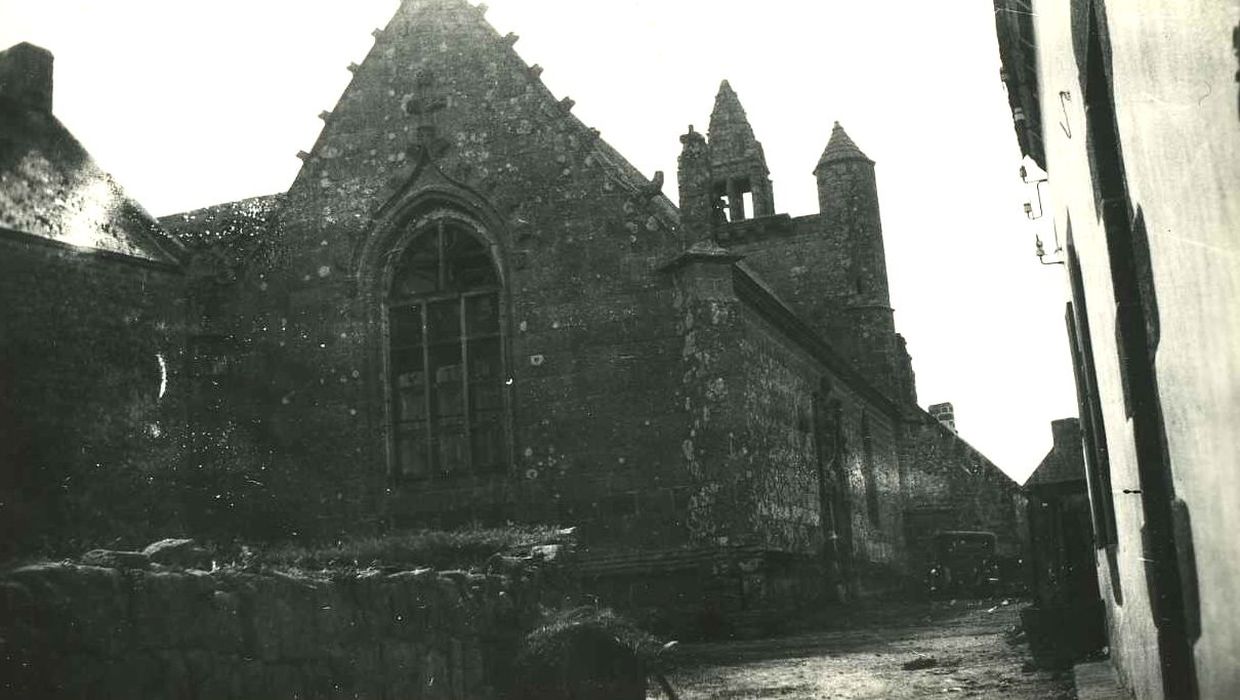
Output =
[
  {"x1": 420, "y1": 299, "x2": 434, "y2": 476},
  {"x1": 459, "y1": 294, "x2": 473, "y2": 474}
]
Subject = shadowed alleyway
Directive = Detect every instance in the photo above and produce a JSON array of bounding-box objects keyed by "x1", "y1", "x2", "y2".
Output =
[{"x1": 655, "y1": 600, "x2": 1074, "y2": 699}]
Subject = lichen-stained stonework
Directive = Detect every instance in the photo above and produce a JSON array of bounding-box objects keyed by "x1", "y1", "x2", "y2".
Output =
[
  {"x1": 2, "y1": 0, "x2": 1022, "y2": 626},
  {"x1": 670, "y1": 248, "x2": 746, "y2": 547},
  {"x1": 740, "y1": 312, "x2": 823, "y2": 555},
  {"x1": 186, "y1": 0, "x2": 691, "y2": 540}
]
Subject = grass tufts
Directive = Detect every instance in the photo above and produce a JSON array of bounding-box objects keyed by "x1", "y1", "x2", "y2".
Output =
[{"x1": 250, "y1": 524, "x2": 567, "y2": 572}]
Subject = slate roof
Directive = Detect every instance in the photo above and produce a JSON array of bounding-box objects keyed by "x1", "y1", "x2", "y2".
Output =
[
  {"x1": 0, "y1": 60, "x2": 181, "y2": 263},
  {"x1": 1024, "y1": 419, "x2": 1085, "y2": 488},
  {"x1": 919, "y1": 407, "x2": 1020, "y2": 487},
  {"x1": 159, "y1": 194, "x2": 283, "y2": 246},
  {"x1": 816, "y1": 121, "x2": 873, "y2": 168}
]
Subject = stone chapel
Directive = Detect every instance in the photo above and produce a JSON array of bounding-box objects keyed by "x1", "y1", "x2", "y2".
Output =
[{"x1": 0, "y1": 0, "x2": 1022, "y2": 622}]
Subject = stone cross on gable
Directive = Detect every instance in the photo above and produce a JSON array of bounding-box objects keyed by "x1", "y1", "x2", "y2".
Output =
[{"x1": 403, "y1": 68, "x2": 450, "y2": 161}]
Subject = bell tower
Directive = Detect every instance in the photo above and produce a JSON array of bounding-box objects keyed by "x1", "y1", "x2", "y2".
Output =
[{"x1": 706, "y1": 80, "x2": 774, "y2": 222}]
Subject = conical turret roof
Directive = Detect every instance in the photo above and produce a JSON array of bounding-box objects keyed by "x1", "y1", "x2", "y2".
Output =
[
  {"x1": 707, "y1": 80, "x2": 769, "y2": 172},
  {"x1": 816, "y1": 121, "x2": 873, "y2": 170}
]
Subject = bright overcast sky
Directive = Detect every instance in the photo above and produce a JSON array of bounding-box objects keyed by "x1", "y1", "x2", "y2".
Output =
[{"x1": 0, "y1": 0, "x2": 1077, "y2": 482}]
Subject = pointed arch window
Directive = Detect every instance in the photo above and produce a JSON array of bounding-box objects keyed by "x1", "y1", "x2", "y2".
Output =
[{"x1": 388, "y1": 217, "x2": 506, "y2": 480}]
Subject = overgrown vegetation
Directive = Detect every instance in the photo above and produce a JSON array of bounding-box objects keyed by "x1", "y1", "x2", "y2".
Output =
[
  {"x1": 520, "y1": 606, "x2": 665, "y2": 667},
  {"x1": 246, "y1": 524, "x2": 569, "y2": 572},
  {"x1": 512, "y1": 606, "x2": 676, "y2": 700}
]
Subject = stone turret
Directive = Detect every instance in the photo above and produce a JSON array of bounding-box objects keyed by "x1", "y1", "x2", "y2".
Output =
[
  {"x1": 815, "y1": 122, "x2": 889, "y2": 307},
  {"x1": 706, "y1": 80, "x2": 774, "y2": 221},
  {"x1": 815, "y1": 122, "x2": 900, "y2": 399}
]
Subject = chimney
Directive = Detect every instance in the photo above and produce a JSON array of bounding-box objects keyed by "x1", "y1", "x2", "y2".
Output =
[
  {"x1": 928, "y1": 402, "x2": 955, "y2": 431},
  {"x1": 1050, "y1": 417, "x2": 1081, "y2": 449},
  {"x1": 0, "y1": 42, "x2": 54, "y2": 113}
]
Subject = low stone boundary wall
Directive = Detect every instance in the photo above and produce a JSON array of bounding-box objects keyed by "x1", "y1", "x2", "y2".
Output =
[{"x1": 0, "y1": 559, "x2": 543, "y2": 698}]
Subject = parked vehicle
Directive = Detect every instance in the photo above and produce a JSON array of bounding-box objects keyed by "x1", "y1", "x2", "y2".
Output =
[{"x1": 926, "y1": 531, "x2": 1000, "y2": 598}]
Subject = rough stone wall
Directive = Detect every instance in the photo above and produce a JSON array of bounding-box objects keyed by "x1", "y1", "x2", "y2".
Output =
[
  {"x1": 0, "y1": 231, "x2": 187, "y2": 556},
  {"x1": 669, "y1": 253, "x2": 748, "y2": 548},
  {"x1": 134, "y1": 1, "x2": 930, "y2": 581},
  {"x1": 128, "y1": 0, "x2": 928, "y2": 574},
  {"x1": 737, "y1": 309, "x2": 904, "y2": 571},
  {"x1": 722, "y1": 212, "x2": 907, "y2": 412},
  {"x1": 738, "y1": 310, "x2": 823, "y2": 555},
  {"x1": 841, "y1": 407, "x2": 904, "y2": 572},
  {"x1": 901, "y1": 416, "x2": 1024, "y2": 572},
  {"x1": 664, "y1": 253, "x2": 906, "y2": 576},
  {"x1": 163, "y1": 1, "x2": 690, "y2": 543},
  {"x1": 160, "y1": 196, "x2": 312, "y2": 542},
  {"x1": 820, "y1": 156, "x2": 898, "y2": 388},
  {"x1": 0, "y1": 561, "x2": 542, "y2": 699},
  {"x1": 724, "y1": 215, "x2": 852, "y2": 354}
]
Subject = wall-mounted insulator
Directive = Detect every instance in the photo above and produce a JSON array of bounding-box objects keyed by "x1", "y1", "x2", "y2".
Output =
[
  {"x1": 502, "y1": 32, "x2": 519, "y2": 47},
  {"x1": 296, "y1": 150, "x2": 311, "y2": 161},
  {"x1": 560, "y1": 97, "x2": 575, "y2": 111},
  {"x1": 530, "y1": 64, "x2": 543, "y2": 78},
  {"x1": 347, "y1": 62, "x2": 360, "y2": 73},
  {"x1": 318, "y1": 111, "x2": 331, "y2": 121}
]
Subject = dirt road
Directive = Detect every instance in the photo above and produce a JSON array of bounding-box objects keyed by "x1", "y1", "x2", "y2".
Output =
[{"x1": 655, "y1": 600, "x2": 1074, "y2": 699}]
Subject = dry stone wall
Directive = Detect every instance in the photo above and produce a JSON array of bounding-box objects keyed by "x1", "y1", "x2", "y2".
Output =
[{"x1": 0, "y1": 557, "x2": 549, "y2": 698}]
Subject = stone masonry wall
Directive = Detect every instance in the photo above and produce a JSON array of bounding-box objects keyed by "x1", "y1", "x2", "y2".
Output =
[
  {"x1": 232, "y1": 0, "x2": 689, "y2": 542},
  {"x1": 736, "y1": 304, "x2": 907, "y2": 579},
  {"x1": 669, "y1": 253, "x2": 748, "y2": 549},
  {"x1": 724, "y1": 215, "x2": 852, "y2": 351},
  {"x1": 161, "y1": 196, "x2": 315, "y2": 543},
  {"x1": 739, "y1": 309, "x2": 824, "y2": 555},
  {"x1": 665, "y1": 254, "x2": 905, "y2": 574},
  {"x1": 0, "y1": 560, "x2": 544, "y2": 698},
  {"x1": 901, "y1": 416, "x2": 1024, "y2": 573},
  {"x1": 0, "y1": 230, "x2": 187, "y2": 556},
  {"x1": 815, "y1": 157, "x2": 898, "y2": 402},
  {"x1": 843, "y1": 408, "x2": 904, "y2": 573}
]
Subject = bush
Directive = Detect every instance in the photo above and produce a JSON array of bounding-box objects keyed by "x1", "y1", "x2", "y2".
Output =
[{"x1": 511, "y1": 606, "x2": 666, "y2": 700}]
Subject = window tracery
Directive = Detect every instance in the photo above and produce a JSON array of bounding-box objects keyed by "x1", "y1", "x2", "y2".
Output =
[{"x1": 387, "y1": 215, "x2": 506, "y2": 480}]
